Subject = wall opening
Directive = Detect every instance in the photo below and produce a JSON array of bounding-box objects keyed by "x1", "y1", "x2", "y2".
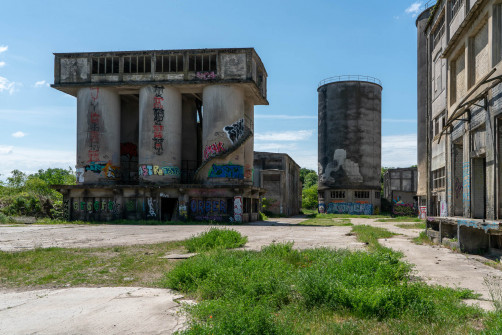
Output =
[
  {"x1": 472, "y1": 157, "x2": 486, "y2": 219},
  {"x1": 161, "y1": 198, "x2": 178, "y2": 221},
  {"x1": 120, "y1": 94, "x2": 139, "y2": 184},
  {"x1": 453, "y1": 142, "x2": 463, "y2": 216}
]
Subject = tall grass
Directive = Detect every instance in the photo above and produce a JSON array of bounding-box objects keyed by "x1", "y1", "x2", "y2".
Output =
[
  {"x1": 162, "y1": 243, "x2": 487, "y2": 334},
  {"x1": 184, "y1": 228, "x2": 248, "y2": 253}
]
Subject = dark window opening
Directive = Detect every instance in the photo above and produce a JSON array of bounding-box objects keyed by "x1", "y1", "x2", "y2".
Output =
[
  {"x1": 331, "y1": 191, "x2": 345, "y2": 199},
  {"x1": 354, "y1": 191, "x2": 370, "y2": 199}
]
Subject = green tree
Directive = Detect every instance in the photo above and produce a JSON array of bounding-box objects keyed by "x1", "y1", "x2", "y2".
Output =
[
  {"x1": 303, "y1": 172, "x2": 318, "y2": 188},
  {"x1": 7, "y1": 170, "x2": 27, "y2": 189},
  {"x1": 300, "y1": 168, "x2": 316, "y2": 186},
  {"x1": 302, "y1": 184, "x2": 318, "y2": 210}
]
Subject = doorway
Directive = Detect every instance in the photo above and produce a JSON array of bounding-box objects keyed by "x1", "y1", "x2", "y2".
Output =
[
  {"x1": 472, "y1": 157, "x2": 486, "y2": 219},
  {"x1": 453, "y1": 143, "x2": 463, "y2": 216},
  {"x1": 161, "y1": 198, "x2": 178, "y2": 221}
]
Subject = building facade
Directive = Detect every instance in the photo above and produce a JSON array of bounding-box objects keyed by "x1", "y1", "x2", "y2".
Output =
[
  {"x1": 383, "y1": 167, "x2": 418, "y2": 215},
  {"x1": 317, "y1": 76, "x2": 382, "y2": 215},
  {"x1": 52, "y1": 48, "x2": 268, "y2": 222},
  {"x1": 253, "y1": 152, "x2": 301, "y2": 216},
  {"x1": 417, "y1": 0, "x2": 502, "y2": 251}
]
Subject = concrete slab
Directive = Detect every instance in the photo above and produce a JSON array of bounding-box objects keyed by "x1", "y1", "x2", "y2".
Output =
[{"x1": 0, "y1": 287, "x2": 190, "y2": 335}]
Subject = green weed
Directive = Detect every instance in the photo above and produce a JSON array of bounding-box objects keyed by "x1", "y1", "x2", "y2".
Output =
[
  {"x1": 395, "y1": 222, "x2": 426, "y2": 229},
  {"x1": 184, "y1": 228, "x2": 248, "y2": 253},
  {"x1": 299, "y1": 218, "x2": 353, "y2": 226}
]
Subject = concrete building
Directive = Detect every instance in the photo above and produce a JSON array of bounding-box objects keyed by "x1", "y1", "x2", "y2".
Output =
[
  {"x1": 417, "y1": 1, "x2": 502, "y2": 251},
  {"x1": 383, "y1": 167, "x2": 418, "y2": 215},
  {"x1": 52, "y1": 48, "x2": 268, "y2": 222},
  {"x1": 317, "y1": 76, "x2": 382, "y2": 215},
  {"x1": 253, "y1": 152, "x2": 301, "y2": 216}
]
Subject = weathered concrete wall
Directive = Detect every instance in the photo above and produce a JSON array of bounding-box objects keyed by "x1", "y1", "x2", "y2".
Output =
[
  {"x1": 120, "y1": 95, "x2": 139, "y2": 184},
  {"x1": 416, "y1": 8, "x2": 431, "y2": 198},
  {"x1": 318, "y1": 81, "x2": 382, "y2": 191},
  {"x1": 138, "y1": 85, "x2": 182, "y2": 184},
  {"x1": 198, "y1": 85, "x2": 249, "y2": 184},
  {"x1": 76, "y1": 87, "x2": 121, "y2": 185}
]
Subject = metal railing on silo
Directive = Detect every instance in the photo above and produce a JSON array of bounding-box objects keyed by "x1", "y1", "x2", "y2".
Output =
[{"x1": 318, "y1": 75, "x2": 382, "y2": 88}]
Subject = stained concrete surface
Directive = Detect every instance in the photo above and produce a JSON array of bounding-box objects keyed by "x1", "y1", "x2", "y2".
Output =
[{"x1": 1, "y1": 217, "x2": 502, "y2": 333}]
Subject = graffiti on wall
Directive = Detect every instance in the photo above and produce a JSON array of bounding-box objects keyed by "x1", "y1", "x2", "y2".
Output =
[
  {"x1": 440, "y1": 200, "x2": 448, "y2": 217},
  {"x1": 463, "y1": 162, "x2": 470, "y2": 204},
  {"x1": 196, "y1": 71, "x2": 216, "y2": 80},
  {"x1": 84, "y1": 161, "x2": 120, "y2": 180},
  {"x1": 73, "y1": 199, "x2": 121, "y2": 215},
  {"x1": 244, "y1": 164, "x2": 253, "y2": 180},
  {"x1": 120, "y1": 142, "x2": 138, "y2": 159},
  {"x1": 204, "y1": 142, "x2": 226, "y2": 161},
  {"x1": 147, "y1": 198, "x2": 157, "y2": 218},
  {"x1": 76, "y1": 168, "x2": 85, "y2": 183},
  {"x1": 223, "y1": 119, "x2": 245, "y2": 144},
  {"x1": 125, "y1": 199, "x2": 136, "y2": 212},
  {"x1": 327, "y1": 202, "x2": 373, "y2": 215},
  {"x1": 190, "y1": 198, "x2": 228, "y2": 221},
  {"x1": 319, "y1": 149, "x2": 363, "y2": 184},
  {"x1": 418, "y1": 206, "x2": 427, "y2": 220},
  {"x1": 88, "y1": 87, "x2": 100, "y2": 162},
  {"x1": 138, "y1": 165, "x2": 180, "y2": 177},
  {"x1": 233, "y1": 196, "x2": 243, "y2": 222},
  {"x1": 152, "y1": 86, "x2": 165, "y2": 155},
  {"x1": 63, "y1": 199, "x2": 70, "y2": 220},
  {"x1": 208, "y1": 164, "x2": 244, "y2": 179},
  {"x1": 179, "y1": 202, "x2": 187, "y2": 219},
  {"x1": 318, "y1": 202, "x2": 326, "y2": 214}
]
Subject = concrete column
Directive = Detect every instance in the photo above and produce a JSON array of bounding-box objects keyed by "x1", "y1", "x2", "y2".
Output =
[
  {"x1": 181, "y1": 97, "x2": 198, "y2": 163},
  {"x1": 200, "y1": 85, "x2": 246, "y2": 184},
  {"x1": 76, "y1": 87, "x2": 121, "y2": 185},
  {"x1": 244, "y1": 99, "x2": 254, "y2": 184},
  {"x1": 138, "y1": 85, "x2": 182, "y2": 184}
]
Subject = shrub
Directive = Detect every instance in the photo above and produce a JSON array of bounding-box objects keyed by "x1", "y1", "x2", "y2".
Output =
[
  {"x1": 184, "y1": 228, "x2": 248, "y2": 253},
  {"x1": 302, "y1": 184, "x2": 318, "y2": 210}
]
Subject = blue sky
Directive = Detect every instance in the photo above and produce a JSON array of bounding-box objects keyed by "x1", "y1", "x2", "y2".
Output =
[{"x1": 0, "y1": 0, "x2": 427, "y2": 179}]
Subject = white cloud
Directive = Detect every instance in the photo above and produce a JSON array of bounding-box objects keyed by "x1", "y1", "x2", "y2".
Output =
[
  {"x1": 0, "y1": 76, "x2": 19, "y2": 95},
  {"x1": 0, "y1": 45, "x2": 7, "y2": 54},
  {"x1": 12, "y1": 131, "x2": 26, "y2": 138},
  {"x1": 0, "y1": 61, "x2": 5, "y2": 68},
  {"x1": 405, "y1": 2, "x2": 423, "y2": 17},
  {"x1": 255, "y1": 130, "x2": 313, "y2": 141},
  {"x1": 34, "y1": 80, "x2": 50, "y2": 88},
  {"x1": 255, "y1": 114, "x2": 316, "y2": 120},
  {"x1": 0, "y1": 145, "x2": 74, "y2": 180},
  {"x1": 382, "y1": 134, "x2": 417, "y2": 168},
  {"x1": 255, "y1": 142, "x2": 298, "y2": 152}
]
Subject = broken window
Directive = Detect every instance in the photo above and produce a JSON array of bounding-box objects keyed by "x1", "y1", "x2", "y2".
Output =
[
  {"x1": 91, "y1": 56, "x2": 119, "y2": 75},
  {"x1": 354, "y1": 191, "x2": 370, "y2": 199},
  {"x1": 432, "y1": 167, "x2": 446, "y2": 189},
  {"x1": 123, "y1": 55, "x2": 151, "y2": 74},
  {"x1": 330, "y1": 191, "x2": 345, "y2": 199},
  {"x1": 155, "y1": 54, "x2": 184, "y2": 73},
  {"x1": 188, "y1": 54, "x2": 217, "y2": 72}
]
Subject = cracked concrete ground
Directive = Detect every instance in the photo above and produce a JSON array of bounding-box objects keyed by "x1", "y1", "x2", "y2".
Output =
[{"x1": 1, "y1": 217, "x2": 501, "y2": 333}]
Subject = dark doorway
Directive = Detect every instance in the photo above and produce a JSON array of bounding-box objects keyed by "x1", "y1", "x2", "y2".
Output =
[
  {"x1": 453, "y1": 143, "x2": 463, "y2": 216},
  {"x1": 472, "y1": 157, "x2": 486, "y2": 219},
  {"x1": 161, "y1": 198, "x2": 177, "y2": 221}
]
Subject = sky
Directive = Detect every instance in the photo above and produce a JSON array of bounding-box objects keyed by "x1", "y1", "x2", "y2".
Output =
[{"x1": 0, "y1": 0, "x2": 429, "y2": 179}]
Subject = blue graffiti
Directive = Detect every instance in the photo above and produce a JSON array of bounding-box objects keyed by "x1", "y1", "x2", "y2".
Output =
[
  {"x1": 327, "y1": 202, "x2": 373, "y2": 215},
  {"x1": 190, "y1": 199, "x2": 227, "y2": 215},
  {"x1": 458, "y1": 219, "x2": 499, "y2": 233},
  {"x1": 208, "y1": 164, "x2": 244, "y2": 179}
]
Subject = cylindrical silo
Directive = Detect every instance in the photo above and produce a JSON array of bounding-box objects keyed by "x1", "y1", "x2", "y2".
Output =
[
  {"x1": 317, "y1": 77, "x2": 382, "y2": 215},
  {"x1": 76, "y1": 87, "x2": 121, "y2": 184},
  {"x1": 138, "y1": 85, "x2": 182, "y2": 184}
]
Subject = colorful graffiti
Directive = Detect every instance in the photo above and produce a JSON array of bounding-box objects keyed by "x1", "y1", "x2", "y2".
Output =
[
  {"x1": 138, "y1": 165, "x2": 180, "y2": 177},
  {"x1": 203, "y1": 142, "x2": 226, "y2": 160},
  {"x1": 63, "y1": 199, "x2": 70, "y2": 220},
  {"x1": 244, "y1": 164, "x2": 253, "y2": 180},
  {"x1": 179, "y1": 203, "x2": 187, "y2": 219},
  {"x1": 327, "y1": 202, "x2": 373, "y2": 215},
  {"x1": 84, "y1": 161, "x2": 119, "y2": 180},
  {"x1": 318, "y1": 202, "x2": 326, "y2": 214},
  {"x1": 454, "y1": 177, "x2": 463, "y2": 199},
  {"x1": 152, "y1": 86, "x2": 165, "y2": 155},
  {"x1": 418, "y1": 206, "x2": 427, "y2": 220},
  {"x1": 233, "y1": 196, "x2": 243, "y2": 222},
  {"x1": 190, "y1": 198, "x2": 228, "y2": 221},
  {"x1": 196, "y1": 71, "x2": 216, "y2": 80},
  {"x1": 88, "y1": 87, "x2": 100, "y2": 162},
  {"x1": 463, "y1": 162, "x2": 470, "y2": 204},
  {"x1": 208, "y1": 164, "x2": 244, "y2": 179},
  {"x1": 223, "y1": 118, "x2": 244, "y2": 144},
  {"x1": 73, "y1": 199, "x2": 120, "y2": 214},
  {"x1": 393, "y1": 203, "x2": 416, "y2": 216}
]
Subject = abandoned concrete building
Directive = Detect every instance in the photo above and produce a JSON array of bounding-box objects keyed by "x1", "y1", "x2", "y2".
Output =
[
  {"x1": 317, "y1": 76, "x2": 382, "y2": 215},
  {"x1": 253, "y1": 152, "x2": 301, "y2": 216},
  {"x1": 51, "y1": 48, "x2": 268, "y2": 222},
  {"x1": 383, "y1": 167, "x2": 418, "y2": 215},
  {"x1": 417, "y1": 0, "x2": 502, "y2": 251}
]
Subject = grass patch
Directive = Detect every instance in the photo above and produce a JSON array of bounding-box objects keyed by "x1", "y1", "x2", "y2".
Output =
[
  {"x1": 184, "y1": 228, "x2": 248, "y2": 253},
  {"x1": 299, "y1": 218, "x2": 353, "y2": 227},
  {"x1": 33, "y1": 218, "x2": 242, "y2": 226},
  {"x1": 413, "y1": 231, "x2": 434, "y2": 245},
  {"x1": 0, "y1": 241, "x2": 185, "y2": 289},
  {"x1": 395, "y1": 222, "x2": 427, "y2": 229},
  {"x1": 351, "y1": 225, "x2": 397, "y2": 251},
  {"x1": 376, "y1": 217, "x2": 424, "y2": 223},
  {"x1": 162, "y1": 242, "x2": 489, "y2": 334}
]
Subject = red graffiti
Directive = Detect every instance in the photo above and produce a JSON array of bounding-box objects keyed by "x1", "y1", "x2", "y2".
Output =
[
  {"x1": 90, "y1": 87, "x2": 99, "y2": 101},
  {"x1": 153, "y1": 125, "x2": 164, "y2": 139},
  {"x1": 120, "y1": 142, "x2": 138, "y2": 158},
  {"x1": 88, "y1": 150, "x2": 100, "y2": 162},
  {"x1": 204, "y1": 142, "x2": 226, "y2": 160},
  {"x1": 153, "y1": 96, "x2": 164, "y2": 109}
]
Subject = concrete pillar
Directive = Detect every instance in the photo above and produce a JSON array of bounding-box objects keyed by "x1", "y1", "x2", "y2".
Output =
[
  {"x1": 244, "y1": 99, "x2": 254, "y2": 184},
  {"x1": 181, "y1": 97, "x2": 198, "y2": 164},
  {"x1": 138, "y1": 85, "x2": 182, "y2": 184},
  {"x1": 200, "y1": 85, "x2": 246, "y2": 184},
  {"x1": 76, "y1": 87, "x2": 121, "y2": 185}
]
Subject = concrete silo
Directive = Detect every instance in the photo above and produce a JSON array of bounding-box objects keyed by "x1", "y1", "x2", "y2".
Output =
[{"x1": 318, "y1": 76, "x2": 382, "y2": 215}]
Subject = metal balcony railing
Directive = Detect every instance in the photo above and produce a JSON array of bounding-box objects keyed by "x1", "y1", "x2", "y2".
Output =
[{"x1": 318, "y1": 75, "x2": 382, "y2": 88}]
